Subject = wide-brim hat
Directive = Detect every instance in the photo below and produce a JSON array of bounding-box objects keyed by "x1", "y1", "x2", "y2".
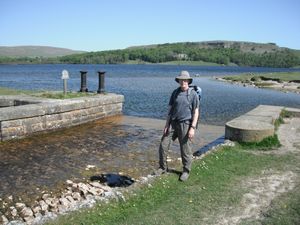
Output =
[{"x1": 175, "y1": 70, "x2": 193, "y2": 84}]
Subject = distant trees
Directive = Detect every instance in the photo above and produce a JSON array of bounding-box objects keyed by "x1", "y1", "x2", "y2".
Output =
[
  {"x1": 1, "y1": 42, "x2": 300, "y2": 68},
  {"x1": 230, "y1": 49, "x2": 299, "y2": 68}
]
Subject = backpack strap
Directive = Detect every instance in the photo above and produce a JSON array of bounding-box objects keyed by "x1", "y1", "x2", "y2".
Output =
[
  {"x1": 169, "y1": 87, "x2": 181, "y2": 117},
  {"x1": 188, "y1": 86, "x2": 201, "y2": 128}
]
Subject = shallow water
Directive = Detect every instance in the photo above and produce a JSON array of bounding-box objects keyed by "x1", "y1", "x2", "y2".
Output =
[{"x1": 0, "y1": 115, "x2": 224, "y2": 207}]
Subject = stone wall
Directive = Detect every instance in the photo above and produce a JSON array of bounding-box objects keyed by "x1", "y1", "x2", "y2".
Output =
[
  {"x1": 225, "y1": 105, "x2": 300, "y2": 142},
  {"x1": 0, "y1": 94, "x2": 124, "y2": 141}
]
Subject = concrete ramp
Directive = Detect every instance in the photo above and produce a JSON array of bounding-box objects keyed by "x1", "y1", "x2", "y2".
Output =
[{"x1": 225, "y1": 105, "x2": 300, "y2": 142}]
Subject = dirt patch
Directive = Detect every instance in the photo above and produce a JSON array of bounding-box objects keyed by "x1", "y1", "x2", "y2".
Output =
[
  {"x1": 214, "y1": 116, "x2": 300, "y2": 224},
  {"x1": 277, "y1": 117, "x2": 300, "y2": 153},
  {"x1": 215, "y1": 170, "x2": 296, "y2": 225}
]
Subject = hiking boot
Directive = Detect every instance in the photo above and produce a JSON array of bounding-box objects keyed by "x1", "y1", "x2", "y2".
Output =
[
  {"x1": 179, "y1": 172, "x2": 189, "y2": 181},
  {"x1": 153, "y1": 168, "x2": 167, "y2": 176}
]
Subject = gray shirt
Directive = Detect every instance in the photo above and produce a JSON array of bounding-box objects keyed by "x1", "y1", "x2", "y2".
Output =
[{"x1": 169, "y1": 88, "x2": 199, "y2": 122}]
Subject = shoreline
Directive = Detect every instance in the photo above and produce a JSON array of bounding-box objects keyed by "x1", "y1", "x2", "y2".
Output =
[
  {"x1": 215, "y1": 77, "x2": 300, "y2": 94},
  {"x1": 0, "y1": 115, "x2": 224, "y2": 224}
]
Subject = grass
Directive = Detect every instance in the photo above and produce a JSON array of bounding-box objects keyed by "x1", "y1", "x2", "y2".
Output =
[
  {"x1": 122, "y1": 59, "x2": 227, "y2": 66},
  {"x1": 33, "y1": 91, "x2": 98, "y2": 99},
  {"x1": 223, "y1": 71, "x2": 300, "y2": 83},
  {"x1": 0, "y1": 87, "x2": 34, "y2": 95},
  {"x1": 48, "y1": 141, "x2": 300, "y2": 225},
  {"x1": 0, "y1": 86, "x2": 98, "y2": 99},
  {"x1": 157, "y1": 60, "x2": 226, "y2": 66},
  {"x1": 237, "y1": 134, "x2": 281, "y2": 150},
  {"x1": 261, "y1": 184, "x2": 300, "y2": 225}
]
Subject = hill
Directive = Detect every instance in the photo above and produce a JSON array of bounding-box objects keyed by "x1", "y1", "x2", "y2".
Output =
[
  {"x1": 59, "y1": 41, "x2": 300, "y2": 68},
  {"x1": 1, "y1": 41, "x2": 299, "y2": 68},
  {"x1": 127, "y1": 40, "x2": 285, "y2": 54},
  {"x1": 0, "y1": 46, "x2": 86, "y2": 57}
]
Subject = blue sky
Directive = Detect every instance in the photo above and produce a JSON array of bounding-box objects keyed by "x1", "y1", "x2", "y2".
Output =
[{"x1": 0, "y1": 0, "x2": 299, "y2": 51}]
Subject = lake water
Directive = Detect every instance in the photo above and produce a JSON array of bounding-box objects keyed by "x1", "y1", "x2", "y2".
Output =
[
  {"x1": 0, "y1": 64, "x2": 300, "y2": 125},
  {"x1": 0, "y1": 64, "x2": 300, "y2": 212}
]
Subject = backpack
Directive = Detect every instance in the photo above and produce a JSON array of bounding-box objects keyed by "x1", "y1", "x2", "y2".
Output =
[{"x1": 188, "y1": 85, "x2": 202, "y2": 103}]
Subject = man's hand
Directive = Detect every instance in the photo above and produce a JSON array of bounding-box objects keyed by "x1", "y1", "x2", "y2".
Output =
[
  {"x1": 163, "y1": 126, "x2": 170, "y2": 136},
  {"x1": 188, "y1": 127, "x2": 195, "y2": 140}
]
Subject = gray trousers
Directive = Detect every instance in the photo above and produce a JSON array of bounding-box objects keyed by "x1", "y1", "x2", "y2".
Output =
[{"x1": 158, "y1": 121, "x2": 192, "y2": 173}]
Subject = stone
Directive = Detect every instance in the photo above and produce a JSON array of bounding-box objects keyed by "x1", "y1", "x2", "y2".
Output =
[
  {"x1": 72, "y1": 192, "x2": 81, "y2": 201},
  {"x1": 0, "y1": 94, "x2": 124, "y2": 141},
  {"x1": 20, "y1": 207, "x2": 33, "y2": 218},
  {"x1": 89, "y1": 181, "x2": 104, "y2": 189},
  {"x1": 24, "y1": 215, "x2": 35, "y2": 224},
  {"x1": 65, "y1": 196, "x2": 75, "y2": 204},
  {"x1": 47, "y1": 198, "x2": 59, "y2": 211},
  {"x1": 32, "y1": 205, "x2": 41, "y2": 214},
  {"x1": 15, "y1": 203, "x2": 26, "y2": 210},
  {"x1": 59, "y1": 197, "x2": 70, "y2": 207},
  {"x1": 7, "y1": 196, "x2": 13, "y2": 201},
  {"x1": 77, "y1": 183, "x2": 89, "y2": 196},
  {"x1": 42, "y1": 194, "x2": 51, "y2": 201},
  {"x1": 1, "y1": 215, "x2": 9, "y2": 224},
  {"x1": 57, "y1": 204, "x2": 68, "y2": 213},
  {"x1": 39, "y1": 200, "x2": 49, "y2": 212},
  {"x1": 9, "y1": 206, "x2": 18, "y2": 217},
  {"x1": 66, "y1": 180, "x2": 73, "y2": 185}
]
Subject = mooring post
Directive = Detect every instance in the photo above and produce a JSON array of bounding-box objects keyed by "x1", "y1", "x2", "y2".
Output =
[
  {"x1": 61, "y1": 70, "x2": 69, "y2": 95},
  {"x1": 79, "y1": 71, "x2": 88, "y2": 92},
  {"x1": 97, "y1": 71, "x2": 106, "y2": 93}
]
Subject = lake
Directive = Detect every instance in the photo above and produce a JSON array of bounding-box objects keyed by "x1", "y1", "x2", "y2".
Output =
[{"x1": 0, "y1": 64, "x2": 300, "y2": 125}]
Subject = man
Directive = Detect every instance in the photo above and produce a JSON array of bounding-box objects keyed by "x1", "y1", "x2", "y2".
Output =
[{"x1": 157, "y1": 70, "x2": 200, "y2": 181}]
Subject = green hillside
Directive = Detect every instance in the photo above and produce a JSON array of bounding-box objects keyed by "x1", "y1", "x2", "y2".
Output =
[
  {"x1": 0, "y1": 46, "x2": 85, "y2": 57},
  {"x1": 59, "y1": 41, "x2": 300, "y2": 68},
  {"x1": 1, "y1": 41, "x2": 299, "y2": 68}
]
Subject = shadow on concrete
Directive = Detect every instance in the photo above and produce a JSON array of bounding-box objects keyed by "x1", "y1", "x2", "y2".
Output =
[{"x1": 193, "y1": 135, "x2": 225, "y2": 157}]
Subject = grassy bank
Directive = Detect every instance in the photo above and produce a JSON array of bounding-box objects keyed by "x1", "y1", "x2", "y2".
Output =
[
  {"x1": 48, "y1": 141, "x2": 300, "y2": 225},
  {"x1": 0, "y1": 87, "x2": 97, "y2": 99},
  {"x1": 222, "y1": 71, "x2": 300, "y2": 83},
  {"x1": 0, "y1": 87, "x2": 34, "y2": 95},
  {"x1": 121, "y1": 59, "x2": 234, "y2": 66}
]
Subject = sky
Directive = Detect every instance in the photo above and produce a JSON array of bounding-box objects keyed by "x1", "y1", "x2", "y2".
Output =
[{"x1": 0, "y1": 0, "x2": 299, "y2": 52}]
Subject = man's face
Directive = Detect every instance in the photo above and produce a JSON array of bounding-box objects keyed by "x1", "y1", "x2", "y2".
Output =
[{"x1": 179, "y1": 79, "x2": 189, "y2": 90}]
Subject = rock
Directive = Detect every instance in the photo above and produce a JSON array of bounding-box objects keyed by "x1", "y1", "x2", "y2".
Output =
[
  {"x1": 71, "y1": 192, "x2": 81, "y2": 201},
  {"x1": 59, "y1": 198, "x2": 70, "y2": 207},
  {"x1": 1, "y1": 215, "x2": 9, "y2": 224},
  {"x1": 39, "y1": 200, "x2": 49, "y2": 212},
  {"x1": 85, "y1": 165, "x2": 96, "y2": 170},
  {"x1": 44, "y1": 197, "x2": 54, "y2": 206},
  {"x1": 57, "y1": 204, "x2": 68, "y2": 213},
  {"x1": 15, "y1": 203, "x2": 26, "y2": 210},
  {"x1": 32, "y1": 205, "x2": 41, "y2": 214},
  {"x1": 9, "y1": 207, "x2": 18, "y2": 218},
  {"x1": 23, "y1": 216, "x2": 35, "y2": 225},
  {"x1": 46, "y1": 198, "x2": 59, "y2": 212},
  {"x1": 66, "y1": 180, "x2": 73, "y2": 185},
  {"x1": 99, "y1": 185, "x2": 112, "y2": 192},
  {"x1": 42, "y1": 194, "x2": 51, "y2": 201},
  {"x1": 89, "y1": 181, "x2": 104, "y2": 189},
  {"x1": 65, "y1": 196, "x2": 75, "y2": 205},
  {"x1": 20, "y1": 207, "x2": 33, "y2": 218},
  {"x1": 77, "y1": 183, "x2": 90, "y2": 197},
  {"x1": 87, "y1": 187, "x2": 102, "y2": 196}
]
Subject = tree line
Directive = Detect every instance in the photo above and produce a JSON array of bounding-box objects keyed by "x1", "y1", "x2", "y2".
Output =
[{"x1": 1, "y1": 43, "x2": 299, "y2": 68}]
